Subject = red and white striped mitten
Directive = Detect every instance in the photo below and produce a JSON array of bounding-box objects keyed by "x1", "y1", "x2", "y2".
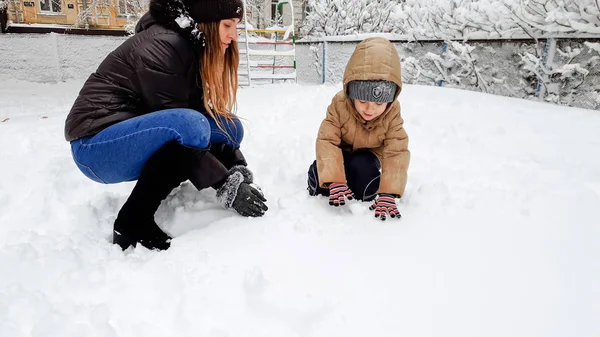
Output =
[
  {"x1": 328, "y1": 183, "x2": 354, "y2": 207},
  {"x1": 369, "y1": 194, "x2": 401, "y2": 221}
]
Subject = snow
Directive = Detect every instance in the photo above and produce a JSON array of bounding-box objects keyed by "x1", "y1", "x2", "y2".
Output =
[
  {"x1": 7, "y1": 23, "x2": 83, "y2": 29},
  {"x1": 175, "y1": 14, "x2": 192, "y2": 29},
  {"x1": 1, "y1": 79, "x2": 600, "y2": 336},
  {"x1": 248, "y1": 71, "x2": 296, "y2": 80},
  {"x1": 555, "y1": 63, "x2": 590, "y2": 77},
  {"x1": 265, "y1": 25, "x2": 287, "y2": 31},
  {"x1": 585, "y1": 41, "x2": 600, "y2": 53}
]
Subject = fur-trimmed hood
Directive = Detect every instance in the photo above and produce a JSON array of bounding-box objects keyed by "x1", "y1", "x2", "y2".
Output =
[{"x1": 135, "y1": 0, "x2": 204, "y2": 45}]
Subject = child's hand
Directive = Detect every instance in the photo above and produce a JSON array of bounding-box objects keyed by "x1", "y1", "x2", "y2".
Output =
[
  {"x1": 328, "y1": 183, "x2": 354, "y2": 206},
  {"x1": 369, "y1": 194, "x2": 401, "y2": 221}
]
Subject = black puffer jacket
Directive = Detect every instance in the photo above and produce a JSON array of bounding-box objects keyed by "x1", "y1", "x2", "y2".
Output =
[{"x1": 64, "y1": 0, "x2": 206, "y2": 142}]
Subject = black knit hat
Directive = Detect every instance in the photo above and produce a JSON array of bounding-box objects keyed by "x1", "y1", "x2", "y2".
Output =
[
  {"x1": 347, "y1": 80, "x2": 397, "y2": 103},
  {"x1": 185, "y1": 0, "x2": 244, "y2": 23}
]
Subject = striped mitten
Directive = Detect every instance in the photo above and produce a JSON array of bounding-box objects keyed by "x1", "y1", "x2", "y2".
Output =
[
  {"x1": 328, "y1": 183, "x2": 354, "y2": 207},
  {"x1": 369, "y1": 194, "x2": 401, "y2": 221}
]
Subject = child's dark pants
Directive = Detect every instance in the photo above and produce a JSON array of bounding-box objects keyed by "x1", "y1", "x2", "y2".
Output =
[{"x1": 307, "y1": 150, "x2": 381, "y2": 202}]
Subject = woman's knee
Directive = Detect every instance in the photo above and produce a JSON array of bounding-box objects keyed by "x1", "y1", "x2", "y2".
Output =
[
  {"x1": 221, "y1": 117, "x2": 244, "y2": 147},
  {"x1": 160, "y1": 109, "x2": 211, "y2": 148},
  {"x1": 231, "y1": 118, "x2": 244, "y2": 144}
]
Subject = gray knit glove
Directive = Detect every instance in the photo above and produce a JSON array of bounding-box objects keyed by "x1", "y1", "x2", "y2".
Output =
[
  {"x1": 216, "y1": 171, "x2": 268, "y2": 217},
  {"x1": 229, "y1": 165, "x2": 253, "y2": 183}
]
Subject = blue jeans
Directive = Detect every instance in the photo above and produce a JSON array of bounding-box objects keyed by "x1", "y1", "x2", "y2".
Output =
[{"x1": 71, "y1": 108, "x2": 244, "y2": 184}]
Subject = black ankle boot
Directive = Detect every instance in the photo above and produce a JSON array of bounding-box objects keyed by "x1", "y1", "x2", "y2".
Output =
[
  {"x1": 113, "y1": 213, "x2": 173, "y2": 251},
  {"x1": 113, "y1": 142, "x2": 238, "y2": 250},
  {"x1": 113, "y1": 142, "x2": 188, "y2": 251}
]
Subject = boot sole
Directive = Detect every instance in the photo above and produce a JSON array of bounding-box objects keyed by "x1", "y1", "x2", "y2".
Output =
[
  {"x1": 113, "y1": 230, "x2": 135, "y2": 251},
  {"x1": 112, "y1": 230, "x2": 171, "y2": 251}
]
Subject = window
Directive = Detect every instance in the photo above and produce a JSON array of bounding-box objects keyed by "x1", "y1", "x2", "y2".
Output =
[
  {"x1": 271, "y1": 0, "x2": 282, "y2": 23},
  {"x1": 39, "y1": 0, "x2": 61, "y2": 13},
  {"x1": 118, "y1": 0, "x2": 136, "y2": 16}
]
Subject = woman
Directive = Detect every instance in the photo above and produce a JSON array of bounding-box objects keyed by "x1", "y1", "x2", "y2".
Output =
[{"x1": 64, "y1": 0, "x2": 267, "y2": 251}]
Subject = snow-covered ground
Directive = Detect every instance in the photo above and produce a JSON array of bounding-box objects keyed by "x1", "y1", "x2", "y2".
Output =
[{"x1": 1, "y1": 80, "x2": 599, "y2": 337}]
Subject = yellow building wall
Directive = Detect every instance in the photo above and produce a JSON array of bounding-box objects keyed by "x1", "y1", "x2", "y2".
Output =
[{"x1": 6, "y1": 0, "x2": 143, "y2": 30}]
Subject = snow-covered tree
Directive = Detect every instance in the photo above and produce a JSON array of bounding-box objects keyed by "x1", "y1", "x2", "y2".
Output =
[
  {"x1": 583, "y1": 41, "x2": 600, "y2": 108},
  {"x1": 388, "y1": 0, "x2": 520, "y2": 40},
  {"x1": 302, "y1": 0, "x2": 600, "y2": 39},
  {"x1": 245, "y1": 0, "x2": 268, "y2": 29},
  {"x1": 551, "y1": 41, "x2": 600, "y2": 108},
  {"x1": 512, "y1": 39, "x2": 599, "y2": 107},
  {"x1": 402, "y1": 41, "x2": 507, "y2": 93},
  {"x1": 516, "y1": 44, "x2": 548, "y2": 97},
  {"x1": 506, "y1": 0, "x2": 600, "y2": 37},
  {"x1": 120, "y1": 0, "x2": 150, "y2": 34},
  {"x1": 302, "y1": 0, "x2": 398, "y2": 36},
  {"x1": 396, "y1": 38, "x2": 598, "y2": 108},
  {"x1": 76, "y1": 0, "x2": 149, "y2": 34}
]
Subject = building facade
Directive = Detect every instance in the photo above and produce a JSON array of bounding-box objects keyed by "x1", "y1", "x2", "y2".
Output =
[
  {"x1": 1, "y1": 0, "x2": 305, "y2": 33},
  {"x1": 5, "y1": 0, "x2": 149, "y2": 31}
]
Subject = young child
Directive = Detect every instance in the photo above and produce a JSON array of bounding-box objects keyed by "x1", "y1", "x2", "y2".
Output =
[{"x1": 307, "y1": 37, "x2": 410, "y2": 221}]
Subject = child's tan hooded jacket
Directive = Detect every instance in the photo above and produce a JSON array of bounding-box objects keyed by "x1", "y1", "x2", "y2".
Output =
[{"x1": 316, "y1": 37, "x2": 410, "y2": 197}]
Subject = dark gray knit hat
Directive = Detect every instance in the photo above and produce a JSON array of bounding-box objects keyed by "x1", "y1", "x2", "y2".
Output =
[
  {"x1": 347, "y1": 80, "x2": 397, "y2": 103},
  {"x1": 185, "y1": 0, "x2": 244, "y2": 23}
]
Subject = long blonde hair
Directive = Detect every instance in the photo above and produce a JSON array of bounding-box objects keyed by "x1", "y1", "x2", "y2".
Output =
[{"x1": 197, "y1": 21, "x2": 239, "y2": 137}]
